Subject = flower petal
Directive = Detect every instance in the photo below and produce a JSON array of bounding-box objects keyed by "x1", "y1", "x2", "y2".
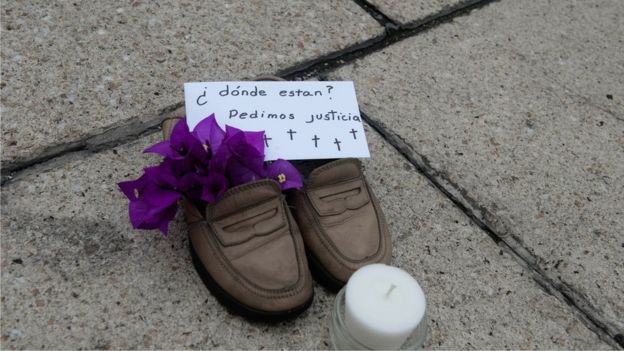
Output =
[
  {"x1": 118, "y1": 173, "x2": 149, "y2": 201},
  {"x1": 226, "y1": 155, "x2": 265, "y2": 186},
  {"x1": 209, "y1": 146, "x2": 231, "y2": 173},
  {"x1": 127, "y1": 182, "x2": 180, "y2": 232},
  {"x1": 225, "y1": 142, "x2": 266, "y2": 186},
  {"x1": 140, "y1": 182, "x2": 182, "y2": 208},
  {"x1": 169, "y1": 117, "x2": 192, "y2": 146},
  {"x1": 200, "y1": 173, "x2": 229, "y2": 203},
  {"x1": 265, "y1": 159, "x2": 303, "y2": 190},
  {"x1": 129, "y1": 198, "x2": 178, "y2": 235},
  {"x1": 244, "y1": 130, "x2": 265, "y2": 155},
  {"x1": 177, "y1": 172, "x2": 208, "y2": 201},
  {"x1": 224, "y1": 126, "x2": 265, "y2": 156},
  {"x1": 193, "y1": 113, "x2": 225, "y2": 151},
  {"x1": 157, "y1": 118, "x2": 209, "y2": 161},
  {"x1": 155, "y1": 204, "x2": 179, "y2": 235},
  {"x1": 143, "y1": 140, "x2": 178, "y2": 158},
  {"x1": 144, "y1": 163, "x2": 177, "y2": 189}
]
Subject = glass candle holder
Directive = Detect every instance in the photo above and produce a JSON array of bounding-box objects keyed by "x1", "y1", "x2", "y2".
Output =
[{"x1": 330, "y1": 287, "x2": 428, "y2": 350}]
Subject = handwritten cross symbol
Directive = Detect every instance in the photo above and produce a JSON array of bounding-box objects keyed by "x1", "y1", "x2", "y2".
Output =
[
  {"x1": 334, "y1": 138, "x2": 342, "y2": 151},
  {"x1": 349, "y1": 128, "x2": 358, "y2": 140},
  {"x1": 263, "y1": 134, "x2": 272, "y2": 148},
  {"x1": 287, "y1": 129, "x2": 297, "y2": 140},
  {"x1": 312, "y1": 135, "x2": 320, "y2": 148}
]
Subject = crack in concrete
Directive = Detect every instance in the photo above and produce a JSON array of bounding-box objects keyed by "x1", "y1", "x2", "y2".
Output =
[
  {"x1": 2, "y1": 1, "x2": 622, "y2": 346},
  {"x1": 1, "y1": 102, "x2": 183, "y2": 185},
  {"x1": 351, "y1": 0, "x2": 400, "y2": 29},
  {"x1": 0, "y1": 0, "x2": 498, "y2": 185},
  {"x1": 281, "y1": 0, "x2": 497, "y2": 80},
  {"x1": 359, "y1": 110, "x2": 623, "y2": 348}
]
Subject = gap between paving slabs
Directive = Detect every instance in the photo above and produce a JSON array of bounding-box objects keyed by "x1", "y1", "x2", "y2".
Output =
[
  {"x1": 324, "y1": 2, "x2": 623, "y2": 345},
  {"x1": 5, "y1": 1, "x2": 612, "y2": 345},
  {"x1": 359, "y1": 110, "x2": 623, "y2": 349},
  {"x1": 0, "y1": 0, "x2": 497, "y2": 185},
  {"x1": 0, "y1": 0, "x2": 384, "y2": 176},
  {"x1": 0, "y1": 123, "x2": 610, "y2": 349},
  {"x1": 1, "y1": 5, "x2": 619, "y2": 346},
  {"x1": 280, "y1": 0, "x2": 498, "y2": 80},
  {"x1": 3, "y1": 0, "x2": 616, "y2": 346},
  {"x1": 1, "y1": 24, "x2": 620, "y2": 351}
]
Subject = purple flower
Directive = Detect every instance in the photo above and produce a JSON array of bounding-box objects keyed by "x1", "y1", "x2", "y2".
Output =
[
  {"x1": 118, "y1": 173, "x2": 181, "y2": 235},
  {"x1": 144, "y1": 119, "x2": 206, "y2": 162},
  {"x1": 240, "y1": 130, "x2": 265, "y2": 155},
  {"x1": 144, "y1": 160, "x2": 183, "y2": 189},
  {"x1": 265, "y1": 159, "x2": 303, "y2": 190},
  {"x1": 118, "y1": 172, "x2": 150, "y2": 201},
  {"x1": 177, "y1": 172, "x2": 206, "y2": 202},
  {"x1": 221, "y1": 126, "x2": 266, "y2": 186},
  {"x1": 200, "y1": 172, "x2": 229, "y2": 203},
  {"x1": 192, "y1": 113, "x2": 226, "y2": 152},
  {"x1": 118, "y1": 114, "x2": 305, "y2": 236}
]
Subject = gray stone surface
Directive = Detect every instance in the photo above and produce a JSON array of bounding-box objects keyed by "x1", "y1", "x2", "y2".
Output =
[
  {"x1": 331, "y1": 0, "x2": 624, "y2": 336},
  {"x1": 1, "y1": 125, "x2": 607, "y2": 349},
  {"x1": 368, "y1": 0, "x2": 478, "y2": 26},
  {"x1": 483, "y1": 0, "x2": 623, "y2": 121},
  {"x1": 0, "y1": 0, "x2": 383, "y2": 167}
]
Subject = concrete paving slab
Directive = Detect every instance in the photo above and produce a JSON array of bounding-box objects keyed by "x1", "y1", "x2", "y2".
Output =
[
  {"x1": 1, "y1": 124, "x2": 607, "y2": 348},
  {"x1": 330, "y1": 0, "x2": 624, "y2": 338},
  {"x1": 0, "y1": 0, "x2": 383, "y2": 168},
  {"x1": 480, "y1": 0, "x2": 623, "y2": 122},
  {"x1": 368, "y1": 0, "x2": 480, "y2": 27}
]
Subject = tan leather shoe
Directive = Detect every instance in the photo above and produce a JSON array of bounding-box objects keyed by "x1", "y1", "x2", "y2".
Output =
[
  {"x1": 289, "y1": 158, "x2": 392, "y2": 290},
  {"x1": 162, "y1": 115, "x2": 313, "y2": 320}
]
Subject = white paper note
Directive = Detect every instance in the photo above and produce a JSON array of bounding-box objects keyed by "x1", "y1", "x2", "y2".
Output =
[{"x1": 184, "y1": 81, "x2": 370, "y2": 160}]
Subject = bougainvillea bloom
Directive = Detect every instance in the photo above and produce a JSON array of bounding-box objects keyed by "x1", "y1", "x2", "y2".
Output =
[
  {"x1": 193, "y1": 113, "x2": 226, "y2": 152},
  {"x1": 221, "y1": 126, "x2": 266, "y2": 186},
  {"x1": 144, "y1": 119, "x2": 206, "y2": 162},
  {"x1": 118, "y1": 115, "x2": 303, "y2": 235},
  {"x1": 118, "y1": 173, "x2": 181, "y2": 235},
  {"x1": 265, "y1": 159, "x2": 304, "y2": 190}
]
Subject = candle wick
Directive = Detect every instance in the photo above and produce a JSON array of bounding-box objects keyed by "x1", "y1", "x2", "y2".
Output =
[{"x1": 385, "y1": 284, "x2": 396, "y2": 299}]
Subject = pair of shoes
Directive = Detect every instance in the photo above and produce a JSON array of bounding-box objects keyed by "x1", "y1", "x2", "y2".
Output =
[{"x1": 161, "y1": 113, "x2": 391, "y2": 321}]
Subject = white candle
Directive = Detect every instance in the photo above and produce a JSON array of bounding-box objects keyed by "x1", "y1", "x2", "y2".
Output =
[{"x1": 345, "y1": 264, "x2": 426, "y2": 350}]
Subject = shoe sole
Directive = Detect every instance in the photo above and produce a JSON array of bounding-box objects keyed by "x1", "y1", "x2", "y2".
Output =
[
  {"x1": 189, "y1": 243, "x2": 313, "y2": 322},
  {"x1": 306, "y1": 250, "x2": 346, "y2": 292}
]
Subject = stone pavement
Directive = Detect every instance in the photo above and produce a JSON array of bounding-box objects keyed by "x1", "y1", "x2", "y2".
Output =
[
  {"x1": 1, "y1": 0, "x2": 382, "y2": 170},
  {"x1": 1, "y1": 0, "x2": 622, "y2": 349}
]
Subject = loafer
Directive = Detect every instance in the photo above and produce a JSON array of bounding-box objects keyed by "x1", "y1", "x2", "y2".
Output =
[
  {"x1": 162, "y1": 116, "x2": 313, "y2": 320},
  {"x1": 289, "y1": 158, "x2": 392, "y2": 290}
]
